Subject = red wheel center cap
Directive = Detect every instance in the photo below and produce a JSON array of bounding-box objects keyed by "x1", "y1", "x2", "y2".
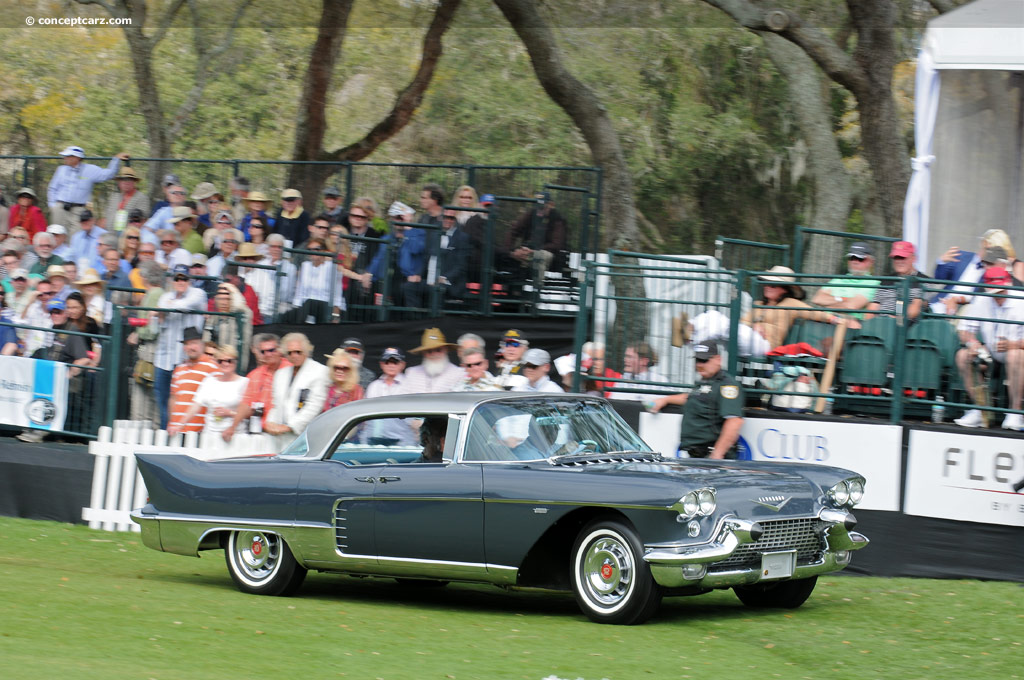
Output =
[
  {"x1": 600, "y1": 562, "x2": 614, "y2": 580},
  {"x1": 251, "y1": 540, "x2": 262, "y2": 555}
]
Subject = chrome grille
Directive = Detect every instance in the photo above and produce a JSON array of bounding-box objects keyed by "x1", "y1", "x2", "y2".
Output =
[
  {"x1": 334, "y1": 504, "x2": 347, "y2": 551},
  {"x1": 711, "y1": 518, "x2": 825, "y2": 570}
]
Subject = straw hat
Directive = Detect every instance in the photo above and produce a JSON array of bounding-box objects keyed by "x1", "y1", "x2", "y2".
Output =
[
  {"x1": 758, "y1": 266, "x2": 804, "y2": 299},
  {"x1": 236, "y1": 243, "x2": 260, "y2": 259},
  {"x1": 115, "y1": 167, "x2": 139, "y2": 181},
  {"x1": 74, "y1": 268, "x2": 105, "y2": 287},
  {"x1": 191, "y1": 182, "x2": 221, "y2": 201},
  {"x1": 245, "y1": 191, "x2": 270, "y2": 204},
  {"x1": 410, "y1": 327, "x2": 457, "y2": 354},
  {"x1": 45, "y1": 264, "x2": 68, "y2": 280}
]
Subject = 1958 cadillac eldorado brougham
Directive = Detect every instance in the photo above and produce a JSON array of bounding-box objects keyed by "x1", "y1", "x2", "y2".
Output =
[{"x1": 131, "y1": 393, "x2": 868, "y2": 624}]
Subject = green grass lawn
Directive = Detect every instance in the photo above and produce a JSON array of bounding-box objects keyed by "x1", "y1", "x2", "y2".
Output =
[{"x1": 1, "y1": 516, "x2": 1020, "y2": 680}]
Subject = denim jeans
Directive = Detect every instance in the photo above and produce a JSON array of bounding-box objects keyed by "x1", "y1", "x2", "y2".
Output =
[{"x1": 155, "y1": 367, "x2": 173, "y2": 430}]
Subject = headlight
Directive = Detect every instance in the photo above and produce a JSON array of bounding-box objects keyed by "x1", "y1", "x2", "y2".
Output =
[
  {"x1": 682, "y1": 492, "x2": 699, "y2": 516},
  {"x1": 828, "y1": 480, "x2": 850, "y2": 506},
  {"x1": 848, "y1": 478, "x2": 865, "y2": 506},
  {"x1": 674, "y1": 487, "x2": 717, "y2": 518},
  {"x1": 697, "y1": 488, "x2": 716, "y2": 515}
]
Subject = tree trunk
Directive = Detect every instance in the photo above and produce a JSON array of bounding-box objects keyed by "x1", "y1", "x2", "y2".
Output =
[
  {"x1": 494, "y1": 0, "x2": 645, "y2": 359},
  {"x1": 763, "y1": 32, "x2": 852, "y2": 271},
  {"x1": 122, "y1": 27, "x2": 171, "y2": 190},
  {"x1": 287, "y1": 0, "x2": 462, "y2": 200}
]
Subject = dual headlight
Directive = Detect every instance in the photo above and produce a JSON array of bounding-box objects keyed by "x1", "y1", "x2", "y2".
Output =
[
  {"x1": 676, "y1": 487, "x2": 716, "y2": 519},
  {"x1": 827, "y1": 477, "x2": 865, "y2": 508}
]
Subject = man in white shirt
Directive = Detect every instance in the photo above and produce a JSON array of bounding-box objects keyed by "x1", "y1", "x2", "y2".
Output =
[
  {"x1": 403, "y1": 328, "x2": 465, "y2": 394},
  {"x1": 153, "y1": 266, "x2": 208, "y2": 428},
  {"x1": 512, "y1": 348, "x2": 564, "y2": 393},
  {"x1": 363, "y1": 347, "x2": 417, "y2": 445},
  {"x1": 47, "y1": 145, "x2": 129, "y2": 234},
  {"x1": 954, "y1": 266, "x2": 1024, "y2": 431},
  {"x1": 156, "y1": 229, "x2": 192, "y2": 271}
]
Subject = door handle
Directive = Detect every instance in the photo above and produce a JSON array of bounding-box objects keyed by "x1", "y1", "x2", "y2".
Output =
[
  {"x1": 354, "y1": 476, "x2": 374, "y2": 483},
  {"x1": 378, "y1": 476, "x2": 401, "y2": 483}
]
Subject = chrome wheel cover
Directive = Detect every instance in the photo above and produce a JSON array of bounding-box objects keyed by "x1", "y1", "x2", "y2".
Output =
[
  {"x1": 231, "y1": 531, "x2": 281, "y2": 585},
  {"x1": 576, "y1": 530, "x2": 635, "y2": 612}
]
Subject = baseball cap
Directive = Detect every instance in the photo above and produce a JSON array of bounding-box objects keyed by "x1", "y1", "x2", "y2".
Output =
[
  {"x1": 48, "y1": 299, "x2": 67, "y2": 312},
  {"x1": 172, "y1": 264, "x2": 190, "y2": 277},
  {"x1": 342, "y1": 338, "x2": 364, "y2": 351},
  {"x1": 388, "y1": 201, "x2": 413, "y2": 218},
  {"x1": 323, "y1": 186, "x2": 341, "y2": 197},
  {"x1": 127, "y1": 208, "x2": 146, "y2": 222},
  {"x1": 535, "y1": 191, "x2": 552, "y2": 203},
  {"x1": 502, "y1": 328, "x2": 528, "y2": 345},
  {"x1": 847, "y1": 242, "x2": 873, "y2": 259},
  {"x1": 480, "y1": 193, "x2": 495, "y2": 206},
  {"x1": 380, "y1": 347, "x2": 405, "y2": 361},
  {"x1": 58, "y1": 145, "x2": 85, "y2": 158},
  {"x1": 10, "y1": 268, "x2": 29, "y2": 280},
  {"x1": 889, "y1": 241, "x2": 916, "y2": 258},
  {"x1": 191, "y1": 253, "x2": 208, "y2": 266},
  {"x1": 162, "y1": 173, "x2": 181, "y2": 187},
  {"x1": 694, "y1": 340, "x2": 721, "y2": 360},
  {"x1": 281, "y1": 188, "x2": 302, "y2": 200},
  {"x1": 522, "y1": 348, "x2": 551, "y2": 367},
  {"x1": 982, "y1": 266, "x2": 1013, "y2": 286},
  {"x1": 47, "y1": 224, "x2": 67, "y2": 235},
  {"x1": 79, "y1": 209, "x2": 94, "y2": 222}
]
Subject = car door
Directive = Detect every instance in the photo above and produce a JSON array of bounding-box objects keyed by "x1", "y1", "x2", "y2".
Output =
[
  {"x1": 371, "y1": 416, "x2": 486, "y2": 568},
  {"x1": 294, "y1": 460, "x2": 377, "y2": 564}
]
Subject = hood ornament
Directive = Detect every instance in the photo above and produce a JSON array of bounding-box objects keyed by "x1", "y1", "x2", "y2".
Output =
[{"x1": 752, "y1": 494, "x2": 790, "y2": 512}]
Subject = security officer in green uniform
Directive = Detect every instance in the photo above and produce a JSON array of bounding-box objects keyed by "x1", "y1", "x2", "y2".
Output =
[{"x1": 650, "y1": 340, "x2": 744, "y2": 459}]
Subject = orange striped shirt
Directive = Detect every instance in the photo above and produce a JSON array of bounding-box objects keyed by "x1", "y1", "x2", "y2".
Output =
[{"x1": 168, "y1": 359, "x2": 220, "y2": 432}]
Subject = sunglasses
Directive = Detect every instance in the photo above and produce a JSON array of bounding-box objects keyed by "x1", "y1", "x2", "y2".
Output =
[
  {"x1": 333, "y1": 366, "x2": 350, "y2": 372},
  {"x1": 462, "y1": 360, "x2": 485, "y2": 368},
  {"x1": 173, "y1": 276, "x2": 189, "y2": 282},
  {"x1": 259, "y1": 347, "x2": 279, "y2": 354},
  {"x1": 37, "y1": 292, "x2": 53, "y2": 297},
  {"x1": 161, "y1": 240, "x2": 177, "y2": 245},
  {"x1": 345, "y1": 348, "x2": 362, "y2": 355},
  {"x1": 170, "y1": 191, "x2": 186, "y2": 195},
  {"x1": 891, "y1": 255, "x2": 908, "y2": 261},
  {"x1": 848, "y1": 256, "x2": 866, "y2": 262},
  {"x1": 223, "y1": 239, "x2": 239, "y2": 244},
  {"x1": 695, "y1": 357, "x2": 710, "y2": 364},
  {"x1": 523, "y1": 364, "x2": 540, "y2": 370},
  {"x1": 49, "y1": 309, "x2": 65, "y2": 315},
  {"x1": 287, "y1": 350, "x2": 305, "y2": 356},
  {"x1": 283, "y1": 197, "x2": 298, "y2": 202},
  {"x1": 382, "y1": 358, "x2": 403, "y2": 364},
  {"x1": 349, "y1": 214, "x2": 367, "y2": 220},
  {"x1": 218, "y1": 358, "x2": 236, "y2": 365},
  {"x1": 126, "y1": 235, "x2": 139, "y2": 240},
  {"x1": 504, "y1": 340, "x2": 522, "y2": 348}
]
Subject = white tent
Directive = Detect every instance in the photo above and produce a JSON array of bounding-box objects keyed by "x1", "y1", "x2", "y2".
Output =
[{"x1": 903, "y1": 0, "x2": 1024, "y2": 271}]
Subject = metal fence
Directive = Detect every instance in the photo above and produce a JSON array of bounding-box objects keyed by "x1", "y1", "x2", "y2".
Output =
[
  {"x1": 715, "y1": 237, "x2": 791, "y2": 272},
  {"x1": 571, "y1": 258, "x2": 1022, "y2": 426}
]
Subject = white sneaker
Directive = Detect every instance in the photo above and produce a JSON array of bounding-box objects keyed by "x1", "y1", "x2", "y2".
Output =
[
  {"x1": 955, "y1": 409, "x2": 984, "y2": 428},
  {"x1": 1001, "y1": 413, "x2": 1024, "y2": 431},
  {"x1": 16, "y1": 429, "x2": 45, "y2": 443}
]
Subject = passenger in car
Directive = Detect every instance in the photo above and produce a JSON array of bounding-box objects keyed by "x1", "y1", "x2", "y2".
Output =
[{"x1": 418, "y1": 416, "x2": 448, "y2": 463}]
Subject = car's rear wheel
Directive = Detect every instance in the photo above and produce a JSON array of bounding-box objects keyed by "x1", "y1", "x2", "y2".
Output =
[
  {"x1": 734, "y1": 575, "x2": 818, "y2": 608},
  {"x1": 570, "y1": 519, "x2": 662, "y2": 624},
  {"x1": 224, "y1": 530, "x2": 306, "y2": 596}
]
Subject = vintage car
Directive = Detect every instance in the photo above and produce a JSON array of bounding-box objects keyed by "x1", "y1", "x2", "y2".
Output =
[{"x1": 131, "y1": 393, "x2": 868, "y2": 624}]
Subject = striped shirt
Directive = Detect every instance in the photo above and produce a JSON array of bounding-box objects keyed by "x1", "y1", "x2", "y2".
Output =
[
  {"x1": 292, "y1": 259, "x2": 344, "y2": 309},
  {"x1": 168, "y1": 358, "x2": 220, "y2": 432},
  {"x1": 154, "y1": 287, "x2": 208, "y2": 371}
]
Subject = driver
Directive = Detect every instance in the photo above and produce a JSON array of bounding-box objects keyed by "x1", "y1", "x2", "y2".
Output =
[{"x1": 418, "y1": 417, "x2": 448, "y2": 463}]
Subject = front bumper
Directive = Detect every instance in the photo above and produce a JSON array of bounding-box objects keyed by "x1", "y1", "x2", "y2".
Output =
[{"x1": 643, "y1": 510, "x2": 868, "y2": 589}]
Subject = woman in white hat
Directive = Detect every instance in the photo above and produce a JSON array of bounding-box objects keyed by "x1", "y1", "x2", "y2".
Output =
[
  {"x1": 73, "y1": 268, "x2": 107, "y2": 326},
  {"x1": 739, "y1": 266, "x2": 859, "y2": 354}
]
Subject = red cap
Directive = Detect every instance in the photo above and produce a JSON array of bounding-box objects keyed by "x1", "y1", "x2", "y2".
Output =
[
  {"x1": 889, "y1": 241, "x2": 916, "y2": 258},
  {"x1": 982, "y1": 266, "x2": 1013, "y2": 286}
]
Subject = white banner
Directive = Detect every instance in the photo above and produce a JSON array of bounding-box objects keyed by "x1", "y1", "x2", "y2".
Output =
[
  {"x1": 905, "y1": 429, "x2": 1024, "y2": 527},
  {"x1": 0, "y1": 356, "x2": 69, "y2": 431},
  {"x1": 737, "y1": 418, "x2": 902, "y2": 512}
]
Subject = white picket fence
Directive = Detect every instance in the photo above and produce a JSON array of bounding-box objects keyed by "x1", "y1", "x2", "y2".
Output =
[{"x1": 82, "y1": 420, "x2": 274, "y2": 532}]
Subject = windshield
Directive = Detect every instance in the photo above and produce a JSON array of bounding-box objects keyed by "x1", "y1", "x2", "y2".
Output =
[{"x1": 463, "y1": 398, "x2": 650, "y2": 462}]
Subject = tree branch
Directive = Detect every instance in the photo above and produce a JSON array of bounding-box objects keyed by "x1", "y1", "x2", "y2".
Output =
[
  {"x1": 927, "y1": 0, "x2": 958, "y2": 13},
  {"x1": 74, "y1": 0, "x2": 117, "y2": 15},
  {"x1": 150, "y1": 0, "x2": 187, "y2": 46},
  {"x1": 167, "y1": 0, "x2": 254, "y2": 139},
  {"x1": 701, "y1": 0, "x2": 870, "y2": 97},
  {"x1": 325, "y1": 0, "x2": 462, "y2": 160}
]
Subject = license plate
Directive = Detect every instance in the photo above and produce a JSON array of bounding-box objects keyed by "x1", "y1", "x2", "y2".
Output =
[{"x1": 760, "y1": 550, "x2": 796, "y2": 580}]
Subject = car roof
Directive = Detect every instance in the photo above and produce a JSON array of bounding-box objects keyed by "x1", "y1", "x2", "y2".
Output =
[{"x1": 301, "y1": 392, "x2": 598, "y2": 456}]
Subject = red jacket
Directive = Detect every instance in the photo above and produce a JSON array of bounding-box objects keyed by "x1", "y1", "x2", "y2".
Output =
[
  {"x1": 206, "y1": 285, "x2": 264, "y2": 326},
  {"x1": 8, "y1": 205, "x2": 47, "y2": 238}
]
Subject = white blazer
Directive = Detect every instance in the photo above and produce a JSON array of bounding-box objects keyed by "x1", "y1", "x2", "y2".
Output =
[{"x1": 266, "y1": 359, "x2": 329, "y2": 452}]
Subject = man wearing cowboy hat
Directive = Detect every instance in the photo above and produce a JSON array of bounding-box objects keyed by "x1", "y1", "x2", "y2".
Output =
[
  {"x1": 403, "y1": 328, "x2": 465, "y2": 394},
  {"x1": 47, "y1": 145, "x2": 130, "y2": 235},
  {"x1": 103, "y1": 166, "x2": 149, "y2": 233},
  {"x1": 651, "y1": 340, "x2": 745, "y2": 459},
  {"x1": 190, "y1": 182, "x2": 223, "y2": 231},
  {"x1": 170, "y1": 205, "x2": 204, "y2": 255}
]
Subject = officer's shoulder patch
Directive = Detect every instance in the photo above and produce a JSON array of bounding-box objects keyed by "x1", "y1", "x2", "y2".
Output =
[{"x1": 720, "y1": 385, "x2": 739, "y2": 400}]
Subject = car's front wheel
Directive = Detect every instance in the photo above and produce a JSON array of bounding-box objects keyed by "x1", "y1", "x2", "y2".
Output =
[
  {"x1": 224, "y1": 530, "x2": 307, "y2": 596},
  {"x1": 734, "y1": 575, "x2": 818, "y2": 608},
  {"x1": 570, "y1": 518, "x2": 662, "y2": 624}
]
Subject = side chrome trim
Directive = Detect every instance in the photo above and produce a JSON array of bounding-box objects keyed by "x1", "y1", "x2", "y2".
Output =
[{"x1": 133, "y1": 511, "x2": 330, "y2": 530}]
